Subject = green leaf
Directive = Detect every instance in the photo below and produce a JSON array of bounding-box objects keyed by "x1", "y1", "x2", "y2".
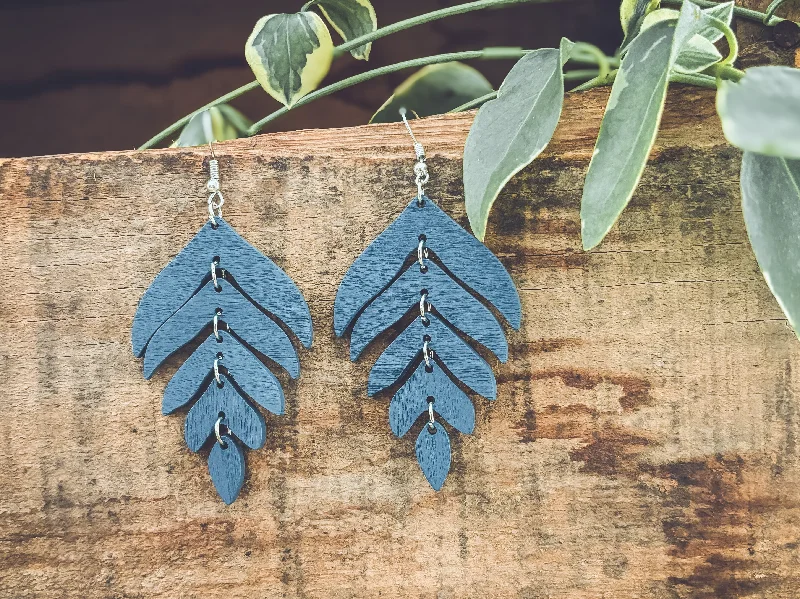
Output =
[
  {"x1": 581, "y1": 1, "x2": 711, "y2": 250},
  {"x1": 316, "y1": 0, "x2": 377, "y2": 60},
  {"x1": 695, "y1": 0, "x2": 734, "y2": 42},
  {"x1": 463, "y1": 38, "x2": 574, "y2": 241},
  {"x1": 718, "y1": 66, "x2": 800, "y2": 159},
  {"x1": 370, "y1": 62, "x2": 493, "y2": 124},
  {"x1": 172, "y1": 105, "x2": 252, "y2": 148},
  {"x1": 674, "y1": 35, "x2": 723, "y2": 73},
  {"x1": 245, "y1": 12, "x2": 334, "y2": 107},
  {"x1": 620, "y1": 0, "x2": 660, "y2": 49},
  {"x1": 741, "y1": 152, "x2": 800, "y2": 336}
]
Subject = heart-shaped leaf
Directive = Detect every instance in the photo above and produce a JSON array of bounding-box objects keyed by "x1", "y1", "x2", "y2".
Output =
[
  {"x1": 245, "y1": 12, "x2": 334, "y2": 107},
  {"x1": 741, "y1": 152, "x2": 800, "y2": 336},
  {"x1": 581, "y1": 1, "x2": 714, "y2": 250},
  {"x1": 315, "y1": 0, "x2": 377, "y2": 60},
  {"x1": 172, "y1": 104, "x2": 252, "y2": 147},
  {"x1": 370, "y1": 62, "x2": 493, "y2": 124},
  {"x1": 463, "y1": 38, "x2": 574, "y2": 241},
  {"x1": 718, "y1": 66, "x2": 800, "y2": 159}
]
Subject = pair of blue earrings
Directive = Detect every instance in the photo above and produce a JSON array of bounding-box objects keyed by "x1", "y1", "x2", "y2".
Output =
[{"x1": 132, "y1": 115, "x2": 521, "y2": 504}]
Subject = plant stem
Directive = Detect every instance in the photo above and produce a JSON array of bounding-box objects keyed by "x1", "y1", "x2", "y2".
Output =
[
  {"x1": 448, "y1": 68, "x2": 601, "y2": 113},
  {"x1": 246, "y1": 48, "x2": 530, "y2": 136},
  {"x1": 138, "y1": 0, "x2": 559, "y2": 150},
  {"x1": 334, "y1": 0, "x2": 555, "y2": 57},
  {"x1": 661, "y1": 0, "x2": 788, "y2": 25}
]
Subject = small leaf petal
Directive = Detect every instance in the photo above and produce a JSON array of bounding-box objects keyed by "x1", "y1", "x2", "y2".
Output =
[
  {"x1": 245, "y1": 12, "x2": 334, "y2": 107},
  {"x1": 316, "y1": 0, "x2": 377, "y2": 60},
  {"x1": 718, "y1": 66, "x2": 800, "y2": 159},
  {"x1": 209, "y1": 436, "x2": 246, "y2": 505},
  {"x1": 415, "y1": 422, "x2": 451, "y2": 491},
  {"x1": 370, "y1": 62, "x2": 493, "y2": 124}
]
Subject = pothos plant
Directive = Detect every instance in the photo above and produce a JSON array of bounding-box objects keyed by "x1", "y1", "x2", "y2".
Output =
[{"x1": 142, "y1": 0, "x2": 800, "y2": 339}]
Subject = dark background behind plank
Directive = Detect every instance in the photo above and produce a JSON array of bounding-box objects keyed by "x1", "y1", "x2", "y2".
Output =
[{"x1": 0, "y1": 0, "x2": 621, "y2": 158}]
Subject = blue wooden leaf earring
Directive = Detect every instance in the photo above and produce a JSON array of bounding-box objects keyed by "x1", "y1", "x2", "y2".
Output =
[
  {"x1": 132, "y1": 143, "x2": 313, "y2": 504},
  {"x1": 333, "y1": 111, "x2": 521, "y2": 490}
]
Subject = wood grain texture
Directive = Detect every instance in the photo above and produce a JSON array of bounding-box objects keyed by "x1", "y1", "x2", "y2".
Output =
[{"x1": 2, "y1": 86, "x2": 800, "y2": 598}]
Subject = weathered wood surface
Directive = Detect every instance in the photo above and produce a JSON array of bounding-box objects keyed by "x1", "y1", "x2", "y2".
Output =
[{"x1": 2, "y1": 86, "x2": 800, "y2": 598}]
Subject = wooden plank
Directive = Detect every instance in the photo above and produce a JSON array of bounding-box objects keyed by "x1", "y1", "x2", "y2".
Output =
[{"x1": 2, "y1": 86, "x2": 799, "y2": 598}]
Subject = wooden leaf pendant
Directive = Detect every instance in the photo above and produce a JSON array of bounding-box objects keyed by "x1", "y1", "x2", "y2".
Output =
[
  {"x1": 334, "y1": 196, "x2": 520, "y2": 490},
  {"x1": 132, "y1": 218, "x2": 312, "y2": 504}
]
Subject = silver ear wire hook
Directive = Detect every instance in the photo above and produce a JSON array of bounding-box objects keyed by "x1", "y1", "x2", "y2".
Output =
[
  {"x1": 207, "y1": 141, "x2": 224, "y2": 225},
  {"x1": 399, "y1": 108, "x2": 429, "y2": 205}
]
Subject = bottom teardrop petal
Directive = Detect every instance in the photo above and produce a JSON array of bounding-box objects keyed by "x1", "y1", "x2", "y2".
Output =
[
  {"x1": 208, "y1": 435, "x2": 246, "y2": 504},
  {"x1": 415, "y1": 422, "x2": 451, "y2": 491}
]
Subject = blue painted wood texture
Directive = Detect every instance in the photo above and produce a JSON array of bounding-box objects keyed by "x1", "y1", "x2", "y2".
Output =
[
  {"x1": 208, "y1": 434, "x2": 246, "y2": 505},
  {"x1": 367, "y1": 313, "x2": 496, "y2": 399},
  {"x1": 389, "y1": 361, "x2": 475, "y2": 437},
  {"x1": 132, "y1": 218, "x2": 312, "y2": 503},
  {"x1": 334, "y1": 197, "x2": 522, "y2": 336},
  {"x1": 333, "y1": 195, "x2": 520, "y2": 491},
  {"x1": 350, "y1": 261, "x2": 508, "y2": 362},
  {"x1": 415, "y1": 422, "x2": 451, "y2": 492}
]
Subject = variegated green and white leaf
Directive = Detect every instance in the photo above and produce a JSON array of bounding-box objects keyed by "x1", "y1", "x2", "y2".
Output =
[
  {"x1": 464, "y1": 38, "x2": 574, "y2": 240},
  {"x1": 581, "y1": 1, "x2": 713, "y2": 250},
  {"x1": 172, "y1": 105, "x2": 252, "y2": 148},
  {"x1": 316, "y1": 0, "x2": 377, "y2": 60},
  {"x1": 674, "y1": 35, "x2": 723, "y2": 73},
  {"x1": 245, "y1": 12, "x2": 334, "y2": 107},
  {"x1": 370, "y1": 62, "x2": 493, "y2": 124},
  {"x1": 718, "y1": 66, "x2": 800, "y2": 159},
  {"x1": 741, "y1": 152, "x2": 800, "y2": 336}
]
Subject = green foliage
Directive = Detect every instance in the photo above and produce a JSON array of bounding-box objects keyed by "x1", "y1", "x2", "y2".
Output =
[
  {"x1": 463, "y1": 39, "x2": 574, "y2": 240},
  {"x1": 370, "y1": 62, "x2": 493, "y2": 124},
  {"x1": 580, "y1": 0, "x2": 731, "y2": 250},
  {"x1": 741, "y1": 153, "x2": 800, "y2": 337},
  {"x1": 245, "y1": 12, "x2": 334, "y2": 107},
  {"x1": 172, "y1": 105, "x2": 252, "y2": 147},
  {"x1": 718, "y1": 66, "x2": 800, "y2": 159},
  {"x1": 314, "y1": 0, "x2": 377, "y2": 60}
]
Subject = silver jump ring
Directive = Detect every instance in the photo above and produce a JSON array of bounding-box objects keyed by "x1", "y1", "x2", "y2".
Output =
[
  {"x1": 214, "y1": 416, "x2": 226, "y2": 446},
  {"x1": 427, "y1": 401, "x2": 436, "y2": 432},
  {"x1": 419, "y1": 292, "x2": 430, "y2": 322},
  {"x1": 213, "y1": 310, "x2": 221, "y2": 340},
  {"x1": 214, "y1": 355, "x2": 222, "y2": 385},
  {"x1": 423, "y1": 339, "x2": 432, "y2": 368},
  {"x1": 211, "y1": 259, "x2": 220, "y2": 290},
  {"x1": 417, "y1": 239, "x2": 429, "y2": 271}
]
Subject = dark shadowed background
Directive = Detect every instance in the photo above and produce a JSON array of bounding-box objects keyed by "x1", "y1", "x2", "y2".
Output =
[{"x1": 0, "y1": 0, "x2": 621, "y2": 158}]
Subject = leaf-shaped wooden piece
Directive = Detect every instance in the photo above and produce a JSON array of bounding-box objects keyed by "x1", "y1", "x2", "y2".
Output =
[
  {"x1": 368, "y1": 314, "x2": 496, "y2": 399},
  {"x1": 350, "y1": 260, "x2": 507, "y2": 362},
  {"x1": 415, "y1": 422, "x2": 451, "y2": 491},
  {"x1": 370, "y1": 62, "x2": 493, "y2": 124},
  {"x1": 162, "y1": 333, "x2": 284, "y2": 416},
  {"x1": 718, "y1": 66, "x2": 800, "y2": 159},
  {"x1": 316, "y1": 0, "x2": 376, "y2": 60},
  {"x1": 208, "y1": 435, "x2": 246, "y2": 505},
  {"x1": 245, "y1": 12, "x2": 334, "y2": 107},
  {"x1": 333, "y1": 197, "x2": 521, "y2": 336},
  {"x1": 390, "y1": 361, "x2": 475, "y2": 438},
  {"x1": 580, "y1": 1, "x2": 709, "y2": 250},
  {"x1": 185, "y1": 376, "x2": 266, "y2": 452},
  {"x1": 741, "y1": 152, "x2": 800, "y2": 336},
  {"x1": 143, "y1": 278, "x2": 299, "y2": 380},
  {"x1": 464, "y1": 39, "x2": 573, "y2": 241},
  {"x1": 132, "y1": 217, "x2": 312, "y2": 356}
]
